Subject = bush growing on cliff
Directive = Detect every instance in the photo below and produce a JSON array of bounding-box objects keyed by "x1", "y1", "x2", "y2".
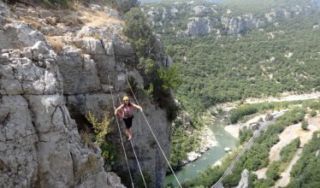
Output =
[
  {"x1": 124, "y1": 7, "x2": 155, "y2": 58},
  {"x1": 86, "y1": 112, "x2": 116, "y2": 162}
]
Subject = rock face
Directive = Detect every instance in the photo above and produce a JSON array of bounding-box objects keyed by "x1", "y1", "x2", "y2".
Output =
[
  {"x1": 143, "y1": 1, "x2": 318, "y2": 37},
  {"x1": 185, "y1": 17, "x2": 212, "y2": 36},
  {"x1": 0, "y1": 1, "x2": 170, "y2": 188},
  {"x1": 236, "y1": 169, "x2": 250, "y2": 188}
]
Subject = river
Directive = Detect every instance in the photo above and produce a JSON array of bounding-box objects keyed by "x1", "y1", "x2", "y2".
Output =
[{"x1": 165, "y1": 122, "x2": 238, "y2": 187}]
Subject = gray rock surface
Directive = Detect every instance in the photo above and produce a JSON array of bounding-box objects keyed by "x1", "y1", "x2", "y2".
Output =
[
  {"x1": 0, "y1": 3, "x2": 128, "y2": 188},
  {"x1": 236, "y1": 169, "x2": 250, "y2": 188},
  {"x1": 143, "y1": 2, "x2": 317, "y2": 37},
  {"x1": 0, "y1": 1, "x2": 171, "y2": 187},
  {"x1": 185, "y1": 17, "x2": 212, "y2": 36}
]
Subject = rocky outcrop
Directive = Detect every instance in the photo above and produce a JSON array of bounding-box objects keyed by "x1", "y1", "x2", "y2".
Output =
[
  {"x1": 1, "y1": 1, "x2": 170, "y2": 188},
  {"x1": 0, "y1": 23, "x2": 122, "y2": 187},
  {"x1": 143, "y1": 1, "x2": 318, "y2": 37},
  {"x1": 184, "y1": 17, "x2": 212, "y2": 36},
  {"x1": 236, "y1": 169, "x2": 249, "y2": 188}
]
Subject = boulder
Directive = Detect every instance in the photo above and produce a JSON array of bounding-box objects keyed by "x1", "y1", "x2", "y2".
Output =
[{"x1": 236, "y1": 169, "x2": 250, "y2": 188}]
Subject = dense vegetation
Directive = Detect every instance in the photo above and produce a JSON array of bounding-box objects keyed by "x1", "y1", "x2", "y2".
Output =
[
  {"x1": 163, "y1": 14, "x2": 320, "y2": 115},
  {"x1": 180, "y1": 149, "x2": 240, "y2": 188},
  {"x1": 287, "y1": 132, "x2": 320, "y2": 187},
  {"x1": 222, "y1": 0, "x2": 310, "y2": 14},
  {"x1": 222, "y1": 108, "x2": 305, "y2": 187},
  {"x1": 123, "y1": 7, "x2": 180, "y2": 120},
  {"x1": 230, "y1": 99, "x2": 320, "y2": 124},
  {"x1": 252, "y1": 138, "x2": 300, "y2": 187}
]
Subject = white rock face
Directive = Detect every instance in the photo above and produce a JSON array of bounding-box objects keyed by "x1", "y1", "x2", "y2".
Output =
[
  {"x1": 236, "y1": 169, "x2": 250, "y2": 188},
  {"x1": 185, "y1": 17, "x2": 212, "y2": 36}
]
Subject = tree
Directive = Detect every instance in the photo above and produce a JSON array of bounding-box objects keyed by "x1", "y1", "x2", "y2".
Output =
[{"x1": 124, "y1": 7, "x2": 155, "y2": 58}]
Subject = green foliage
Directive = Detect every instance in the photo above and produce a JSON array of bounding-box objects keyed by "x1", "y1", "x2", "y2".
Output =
[
  {"x1": 170, "y1": 123, "x2": 200, "y2": 168},
  {"x1": 138, "y1": 57, "x2": 156, "y2": 74},
  {"x1": 124, "y1": 7, "x2": 155, "y2": 58},
  {"x1": 183, "y1": 150, "x2": 239, "y2": 187},
  {"x1": 222, "y1": 0, "x2": 308, "y2": 14},
  {"x1": 266, "y1": 161, "x2": 281, "y2": 181},
  {"x1": 86, "y1": 112, "x2": 116, "y2": 162},
  {"x1": 158, "y1": 64, "x2": 182, "y2": 90},
  {"x1": 287, "y1": 132, "x2": 320, "y2": 187},
  {"x1": 265, "y1": 137, "x2": 300, "y2": 185},
  {"x1": 86, "y1": 112, "x2": 111, "y2": 146},
  {"x1": 280, "y1": 138, "x2": 300, "y2": 162},
  {"x1": 310, "y1": 110, "x2": 317, "y2": 117},
  {"x1": 123, "y1": 7, "x2": 179, "y2": 121},
  {"x1": 161, "y1": 14, "x2": 320, "y2": 114},
  {"x1": 239, "y1": 127, "x2": 253, "y2": 144},
  {"x1": 222, "y1": 108, "x2": 305, "y2": 187},
  {"x1": 230, "y1": 105, "x2": 258, "y2": 124}
]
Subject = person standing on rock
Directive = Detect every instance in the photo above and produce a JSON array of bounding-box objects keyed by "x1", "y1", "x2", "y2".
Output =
[{"x1": 114, "y1": 96, "x2": 143, "y2": 140}]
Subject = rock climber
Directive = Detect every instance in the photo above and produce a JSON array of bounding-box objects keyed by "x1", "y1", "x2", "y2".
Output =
[{"x1": 114, "y1": 96, "x2": 143, "y2": 140}]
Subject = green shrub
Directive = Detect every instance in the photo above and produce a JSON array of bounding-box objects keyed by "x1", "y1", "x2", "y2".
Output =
[
  {"x1": 86, "y1": 112, "x2": 116, "y2": 162},
  {"x1": 301, "y1": 120, "x2": 309, "y2": 130},
  {"x1": 230, "y1": 105, "x2": 258, "y2": 124},
  {"x1": 124, "y1": 7, "x2": 155, "y2": 58},
  {"x1": 157, "y1": 65, "x2": 182, "y2": 91},
  {"x1": 266, "y1": 161, "x2": 281, "y2": 181},
  {"x1": 280, "y1": 138, "x2": 300, "y2": 162},
  {"x1": 310, "y1": 110, "x2": 317, "y2": 117},
  {"x1": 239, "y1": 127, "x2": 253, "y2": 144}
]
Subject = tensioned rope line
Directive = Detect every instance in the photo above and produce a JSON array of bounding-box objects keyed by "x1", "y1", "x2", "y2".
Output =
[
  {"x1": 108, "y1": 75, "x2": 135, "y2": 188},
  {"x1": 125, "y1": 73, "x2": 183, "y2": 188},
  {"x1": 116, "y1": 96, "x2": 148, "y2": 188},
  {"x1": 101, "y1": 39, "x2": 146, "y2": 188}
]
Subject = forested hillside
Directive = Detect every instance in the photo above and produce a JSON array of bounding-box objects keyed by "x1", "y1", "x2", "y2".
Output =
[
  {"x1": 165, "y1": 16, "x2": 320, "y2": 114},
  {"x1": 142, "y1": 0, "x2": 320, "y2": 187},
  {"x1": 143, "y1": 0, "x2": 320, "y2": 115}
]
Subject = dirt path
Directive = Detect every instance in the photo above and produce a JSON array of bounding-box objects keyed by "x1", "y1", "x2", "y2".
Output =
[
  {"x1": 245, "y1": 92, "x2": 320, "y2": 104},
  {"x1": 272, "y1": 116, "x2": 320, "y2": 187},
  {"x1": 254, "y1": 115, "x2": 320, "y2": 182},
  {"x1": 274, "y1": 149, "x2": 302, "y2": 187}
]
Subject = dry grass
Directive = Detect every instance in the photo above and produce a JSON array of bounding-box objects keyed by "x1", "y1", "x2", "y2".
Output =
[
  {"x1": 20, "y1": 16, "x2": 43, "y2": 30},
  {"x1": 46, "y1": 36, "x2": 65, "y2": 53},
  {"x1": 80, "y1": 10, "x2": 123, "y2": 27}
]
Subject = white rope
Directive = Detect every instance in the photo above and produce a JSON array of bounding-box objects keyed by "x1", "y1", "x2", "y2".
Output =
[
  {"x1": 101, "y1": 40, "x2": 135, "y2": 187},
  {"x1": 107, "y1": 76, "x2": 135, "y2": 188},
  {"x1": 116, "y1": 96, "x2": 148, "y2": 188},
  {"x1": 125, "y1": 76, "x2": 183, "y2": 188}
]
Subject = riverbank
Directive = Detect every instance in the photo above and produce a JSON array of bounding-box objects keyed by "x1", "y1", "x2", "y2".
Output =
[{"x1": 183, "y1": 126, "x2": 218, "y2": 164}]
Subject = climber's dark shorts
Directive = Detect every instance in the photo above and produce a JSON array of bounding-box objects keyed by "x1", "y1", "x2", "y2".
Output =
[{"x1": 123, "y1": 116, "x2": 134, "y2": 129}]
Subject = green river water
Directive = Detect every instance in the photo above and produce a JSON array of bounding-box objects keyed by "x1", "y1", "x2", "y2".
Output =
[{"x1": 165, "y1": 124, "x2": 238, "y2": 187}]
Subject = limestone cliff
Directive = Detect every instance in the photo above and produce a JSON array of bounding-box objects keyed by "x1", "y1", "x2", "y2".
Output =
[
  {"x1": 0, "y1": 1, "x2": 171, "y2": 187},
  {"x1": 143, "y1": 1, "x2": 319, "y2": 37}
]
